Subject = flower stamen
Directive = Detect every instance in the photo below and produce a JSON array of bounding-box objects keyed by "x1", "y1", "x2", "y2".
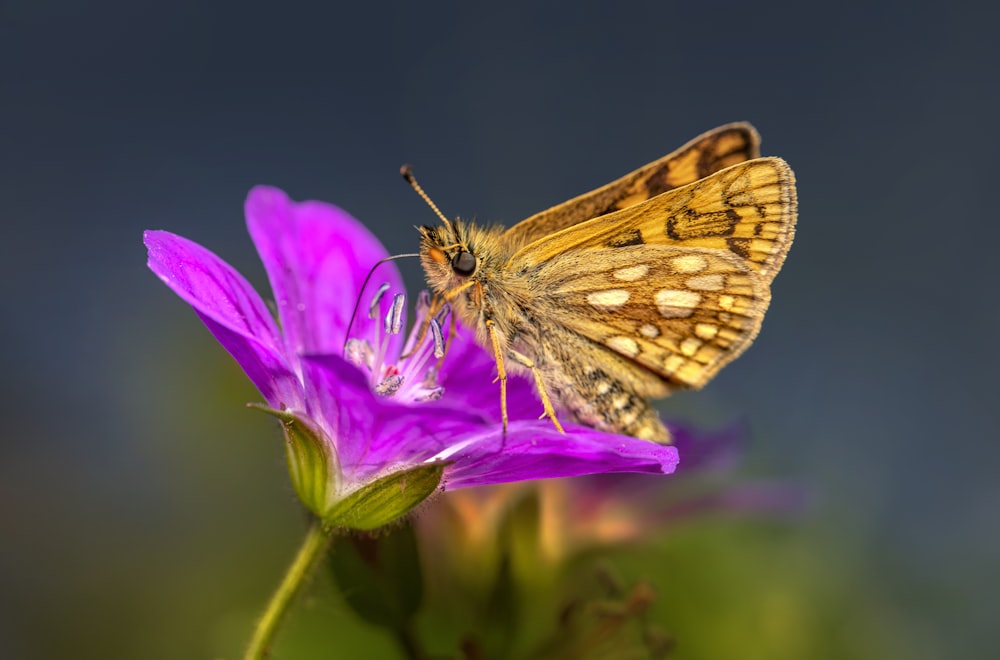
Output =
[
  {"x1": 347, "y1": 285, "x2": 448, "y2": 403},
  {"x1": 429, "y1": 317, "x2": 445, "y2": 359}
]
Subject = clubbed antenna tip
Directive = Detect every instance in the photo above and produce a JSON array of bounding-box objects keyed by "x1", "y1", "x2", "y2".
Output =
[{"x1": 399, "y1": 163, "x2": 452, "y2": 229}]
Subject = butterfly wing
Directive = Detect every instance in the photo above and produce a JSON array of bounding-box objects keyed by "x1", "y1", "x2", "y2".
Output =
[
  {"x1": 511, "y1": 157, "x2": 796, "y2": 390},
  {"x1": 504, "y1": 123, "x2": 761, "y2": 247},
  {"x1": 532, "y1": 244, "x2": 770, "y2": 390},
  {"x1": 511, "y1": 158, "x2": 796, "y2": 284}
]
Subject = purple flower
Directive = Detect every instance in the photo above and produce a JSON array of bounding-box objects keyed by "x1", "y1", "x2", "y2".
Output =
[
  {"x1": 532, "y1": 421, "x2": 804, "y2": 559},
  {"x1": 145, "y1": 186, "x2": 678, "y2": 529}
]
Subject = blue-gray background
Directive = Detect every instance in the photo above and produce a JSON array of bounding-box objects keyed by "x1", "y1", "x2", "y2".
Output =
[{"x1": 2, "y1": 2, "x2": 997, "y2": 658}]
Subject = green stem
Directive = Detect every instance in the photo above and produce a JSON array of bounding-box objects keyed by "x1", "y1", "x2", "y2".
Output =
[{"x1": 244, "y1": 520, "x2": 334, "y2": 660}]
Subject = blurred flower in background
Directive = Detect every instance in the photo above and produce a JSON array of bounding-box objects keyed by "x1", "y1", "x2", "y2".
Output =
[{"x1": 392, "y1": 421, "x2": 802, "y2": 658}]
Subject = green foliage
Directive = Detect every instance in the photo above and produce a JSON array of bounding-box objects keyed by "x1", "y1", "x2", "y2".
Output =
[{"x1": 329, "y1": 525, "x2": 424, "y2": 634}]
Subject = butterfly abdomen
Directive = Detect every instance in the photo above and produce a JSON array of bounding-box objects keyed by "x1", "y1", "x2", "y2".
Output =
[{"x1": 523, "y1": 325, "x2": 672, "y2": 443}]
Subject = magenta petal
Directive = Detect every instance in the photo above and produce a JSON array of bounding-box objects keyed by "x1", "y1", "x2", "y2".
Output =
[
  {"x1": 299, "y1": 353, "x2": 489, "y2": 483},
  {"x1": 196, "y1": 313, "x2": 303, "y2": 408},
  {"x1": 245, "y1": 186, "x2": 406, "y2": 359},
  {"x1": 295, "y1": 353, "x2": 378, "y2": 471},
  {"x1": 436, "y1": 423, "x2": 680, "y2": 489},
  {"x1": 435, "y1": 321, "x2": 541, "y2": 423},
  {"x1": 145, "y1": 230, "x2": 300, "y2": 405}
]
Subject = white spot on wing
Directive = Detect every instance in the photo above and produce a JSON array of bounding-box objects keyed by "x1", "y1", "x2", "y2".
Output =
[
  {"x1": 686, "y1": 273, "x2": 725, "y2": 291},
  {"x1": 587, "y1": 289, "x2": 630, "y2": 310},
  {"x1": 671, "y1": 255, "x2": 708, "y2": 273},
  {"x1": 655, "y1": 289, "x2": 701, "y2": 318},
  {"x1": 613, "y1": 264, "x2": 649, "y2": 281},
  {"x1": 606, "y1": 335, "x2": 640, "y2": 357},
  {"x1": 639, "y1": 323, "x2": 660, "y2": 338}
]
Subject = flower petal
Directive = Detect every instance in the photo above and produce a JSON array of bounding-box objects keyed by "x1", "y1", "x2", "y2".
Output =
[
  {"x1": 433, "y1": 422, "x2": 680, "y2": 489},
  {"x1": 145, "y1": 230, "x2": 300, "y2": 406},
  {"x1": 245, "y1": 186, "x2": 405, "y2": 359},
  {"x1": 299, "y1": 354, "x2": 488, "y2": 485},
  {"x1": 434, "y1": 321, "x2": 541, "y2": 423}
]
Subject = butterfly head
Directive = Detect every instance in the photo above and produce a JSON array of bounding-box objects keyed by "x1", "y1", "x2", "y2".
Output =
[{"x1": 418, "y1": 220, "x2": 479, "y2": 298}]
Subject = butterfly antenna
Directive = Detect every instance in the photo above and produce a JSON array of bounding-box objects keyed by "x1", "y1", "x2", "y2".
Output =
[
  {"x1": 401, "y1": 164, "x2": 453, "y2": 231},
  {"x1": 343, "y1": 252, "x2": 420, "y2": 355}
]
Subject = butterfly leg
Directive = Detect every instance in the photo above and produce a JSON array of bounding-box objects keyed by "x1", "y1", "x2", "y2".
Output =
[
  {"x1": 485, "y1": 319, "x2": 509, "y2": 434},
  {"x1": 400, "y1": 295, "x2": 441, "y2": 359},
  {"x1": 508, "y1": 349, "x2": 565, "y2": 434}
]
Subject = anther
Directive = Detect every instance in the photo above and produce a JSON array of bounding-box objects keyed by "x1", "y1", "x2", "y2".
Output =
[
  {"x1": 344, "y1": 338, "x2": 373, "y2": 369},
  {"x1": 375, "y1": 374, "x2": 403, "y2": 396},
  {"x1": 429, "y1": 318, "x2": 445, "y2": 359},
  {"x1": 414, "y1": 386, "x2": 443, "y2": 402},
  {"x1": 385, "y1": 293, "x2": 405, "y2": 335},
  {"x1": 368, "y1": 282, "x2": 391, "y2": 319}
]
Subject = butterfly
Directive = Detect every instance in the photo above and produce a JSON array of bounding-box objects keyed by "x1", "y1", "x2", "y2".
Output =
[{"x1": 413, "y1": 123, "x2": 796, "y2": 443}]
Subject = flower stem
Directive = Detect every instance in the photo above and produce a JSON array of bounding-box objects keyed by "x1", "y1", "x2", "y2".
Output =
[{"x1": 244, "y1": 520, "x2": 333, "y2": 660}]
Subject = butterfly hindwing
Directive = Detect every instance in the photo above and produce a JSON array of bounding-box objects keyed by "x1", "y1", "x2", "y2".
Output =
[{"x1": 531, "y1": 244, "x2": 770, "y2": 390}]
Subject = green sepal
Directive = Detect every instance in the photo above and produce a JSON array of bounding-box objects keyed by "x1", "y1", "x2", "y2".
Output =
[
  {"x1": 328, "y1": 523, "x2": 424, "y2": 632},
  {"x1": 324, "y1": 463, "x2": 445, "y2": 530},
  {"x1": 249, "y1": 404, "x2": 340, "y2": 519}
]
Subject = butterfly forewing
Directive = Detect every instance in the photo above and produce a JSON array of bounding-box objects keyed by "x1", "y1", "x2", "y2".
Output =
[
  {"x1": 509, "y1": 158, "x2": 796, "y2": 285},
  {"x1": 504, "y1": 123, "x2": 762, "y2": 247}
]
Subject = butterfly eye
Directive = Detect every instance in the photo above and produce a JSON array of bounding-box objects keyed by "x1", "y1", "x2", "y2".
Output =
[{"x1": 451, "y1": 250, "x2": 477, "y2": 276}]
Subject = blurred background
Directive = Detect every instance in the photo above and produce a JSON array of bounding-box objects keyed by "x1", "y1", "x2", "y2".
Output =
[{"x1": 2, "y1": 1, "x2": 997, "y2": 658}]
